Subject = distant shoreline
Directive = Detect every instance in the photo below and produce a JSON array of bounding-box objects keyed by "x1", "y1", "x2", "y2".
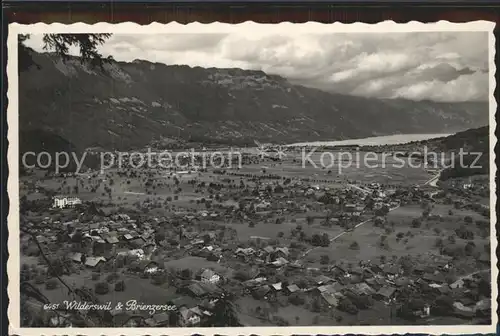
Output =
[{"x1": 286, "y1": 133, "x2": 453, "y2": 148}]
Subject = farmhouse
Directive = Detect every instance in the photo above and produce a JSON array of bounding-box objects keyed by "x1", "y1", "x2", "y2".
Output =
[{"x1": 199, "y1": 269, "x2": 221, "y2": 284}]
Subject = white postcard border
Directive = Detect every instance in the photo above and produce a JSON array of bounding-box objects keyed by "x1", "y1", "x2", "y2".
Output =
[{"x1": 7, "y1": 20, "x2": 498, "y2": 335}]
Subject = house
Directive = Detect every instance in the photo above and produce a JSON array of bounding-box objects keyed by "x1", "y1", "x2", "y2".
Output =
[
  {"x1": 235, "y1": 247, "x2": 255, "y2": 257},
  {"x1": 252, "y1": 285, "x2": 271, "y2": 300},
  {"x1": 271, "y1": 282, "x2": 283, "y2": 292},
  {"x1": 413, "y1": 265, "x2": 426, "y2": 276},
  {"x1": 353, "y1": 282, "x2": 376, "y2": 296},
  {"x1": 475, "y1": 298, "x2": 491, "y2": 316},
  {"x1": 144, "y1": 312, "x2": 170, "y2": 327},
  {"x1": 321, "y1": 292, "x2": 339, "y2": 307},
  {"x1": 52, "y1": 196, "x2": 82, "y2": 209},
  {"x1": 184, "y1": 283, "x2": 210, "y2": 298},
  {"x1": 315, "y1": 275, "x2": 335, "y2": 286},
  {"x1": 199, "y1": 269, "x2": 221, "y2": 284},
  {"x1": 68, "y1": 252, "x2": 83, "y2": 263},
  {"x1": 84, "y1": 256, "x2": 106, "y2": 269},
  {"x1": 286, "y1": 284, "x2": 300, "y2": 294},
  {"x1": 422, "y1": 272, "x2": 446, "y2": 284},
  {"x1": 263, "y1": 246, "x2": 274, "y2": 254},
  {"x1": 452, "y1": 302, "x2": 475, "y2": 318},
  {"x1": 123, "y1": 233, "x2": 134, "y2": 241},
  {"x1": 170, "y1": 296, "x2": 199, "y2": 310},
  {"x1": 365, "y1": 277, "x2": 386, "y2": 291},
  {"x1": 344, "y1": 204, "x2": 356, "y2": 212},
  {"x1": 274, "y1": 247, "x2": 290, "y2": 258},
  {"x1": 331, "y1": 264, "x2": 349, "y2": 276},
  {"x1": 348, "y1": 274, "x2": 363, "y2": 284},
  {"x1": 243, "y1": 278, "x2": 267, "y2": 289},
  {"x1": 288, "y1": 260, "x2": 303, "y2": 269},
  {"x1": 456, "y1": 297, "x2": 476, "y2": 307},
  {"x1": 179, "y1": 306, "x2": 202, "y2": 326},
  {"x1": 375, "y1": 286, "x2": 396, "y2": 302},
  {"x1": 382, "y1": 264, "x2": 400, "y2": 277},
  {"x1": 317, "y1": 283, "x2": 342, "y2": 295},
  {"x1": 429, "y1": 283, "x2": 450, "y2": 295},
  {"x1": 128, "y1": 237, "x2": 146, "y2": 249},
  {"x1": 137, "y1": 260, "x2": 160, "y2": 274},
  {"x1": 102, "y1": 234, "x2": 119, "y2": 245},
  {"x1": 394, "y1": 277, "x2": 411, "y2": 288},
  {"x1": 400, "y1": 301, "x2": 431, "y2": 319},
  {"x1": 271, "y1": 257, "x2": 288, "y2": 267},
  {"x1": 368, "y1": 260, "x2": 383, "y2": 274}
]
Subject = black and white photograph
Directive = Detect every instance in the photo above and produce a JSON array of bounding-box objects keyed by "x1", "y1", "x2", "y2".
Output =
[{"x1": 7, "y1": 21, "x2": 497, "y2": 334}]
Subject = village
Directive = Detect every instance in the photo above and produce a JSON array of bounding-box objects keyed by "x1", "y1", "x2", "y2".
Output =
[{"x1": 19, "y1": 148, "x2": 492, "y2": 327}]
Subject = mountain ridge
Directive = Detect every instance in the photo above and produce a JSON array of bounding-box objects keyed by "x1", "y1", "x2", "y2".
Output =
[{"x1": 19, "y1": 50, "x2": 489, "y2": 151}]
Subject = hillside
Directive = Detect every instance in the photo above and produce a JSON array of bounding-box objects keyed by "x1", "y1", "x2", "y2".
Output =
[
  {"x1": 19, "y1": 50, "x2": 488, "y2": 151},
  {"x1": 435, "y1": 126, "x2": 490, "y2": 180}
]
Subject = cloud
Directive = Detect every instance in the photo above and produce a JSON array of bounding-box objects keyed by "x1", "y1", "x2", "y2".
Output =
[
  {"x1": 23, "y1": 30, "x2": 489, "y2": 102},
  {"x1": 391, "y1": 71, "x2": 488, "y2": 102}
]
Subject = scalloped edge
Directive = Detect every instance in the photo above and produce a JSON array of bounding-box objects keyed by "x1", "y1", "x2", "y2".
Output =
[{"x1": 6, "y1": 20, "x2": 498, "y2": 336}]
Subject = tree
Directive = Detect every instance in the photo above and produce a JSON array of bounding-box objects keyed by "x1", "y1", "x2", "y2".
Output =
[
  {"x1": 155, "y1": 230, "x2": 166, "y2": 244},
  {"x1": 455, "y1": 225, "x2": 474, "y2": 240},
  {"x1": 306, "y1": 216, "x2": 314, "y2": 226},
  {"x1": 19, "y1": 34, "x2": 112, "y2": 72},
  {"x1": 233, "y1": 271, "x2": 250, "y2": 282},
  {"x1": 465, "y1": 241, "x2": 476, "y2": 256},
  {"x1": 208, "y1": 292, "x2": 241, "y2": 327},
  {"x1": 114, "y1": 280, "x2": 125, "y2": 292},
  {"x1": 45, "y1": 279, "x2": 58, "y2": 290},
  {"x1": 477, "y1": 276, "x2": 491, "y2": 297},
  {"x1": 399, "y1": 255, "x2": 413, "y2": 275},
  {"x1": 338, "y1": 297, "x2": 358, "y2": 314},
  {"x1": 320, "y1": 255, "x2": 330, "y2": 265},
  {"x1": 434, "y1": 295, "x2": 453, "y2": 314},
  {"x1": 47, "y1": 258, "x2": 66, "y2": 277},
  {"x1": 288, "y1": 293, "x2": 305, "y2": 305},
  {"x1": 349, "y1": 241, "x2": 360, "y2": 250},
  {"x1": 180, "y1": 268, "x2": 192, "y2": 279},
  {"x1": 311, "y1": 297, "x2": 322, "y2": 312},
  {"x1": 374, "y1": 216, "x2": 385, "y2": 227},
  {"x1": 411, "y1": 218, "x2": 422, "y2": 228},
  {"x1": 311, "y1": 234, "x2": 322, "y2": 246},
  {"x1": 94, "y1": 282, "x2": 110, "y2": 295},
  {"x1": 321, "y1": 233, "x2": 330, "y2": 247},
  {"x1": 376, "y1": 205, "x2": 390, "y2": 217}
]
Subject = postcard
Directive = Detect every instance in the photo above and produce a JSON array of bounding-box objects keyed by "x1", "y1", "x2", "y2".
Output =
[{"x1": 7, "y1": 21, "x2": 497, "y2": 335}]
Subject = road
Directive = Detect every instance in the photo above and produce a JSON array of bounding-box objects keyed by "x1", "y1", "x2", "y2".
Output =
[
  {"x1": 423, "y1": 170, "x2": 443, "y2": 187},
  {"x1": 456, "y1": 268, "x2": 490, "y2": 282},
  {"x1": 347, "y1": 184, "x2": 372, "y2": 195},
  {"x1": 298, "y1": 168, "x2": 441, "y2": 260},
  {"x1": 300, "y1": 205, "x2": 400, "y2": 258}
]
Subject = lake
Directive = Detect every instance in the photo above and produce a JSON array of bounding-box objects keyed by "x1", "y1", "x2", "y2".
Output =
[{"x1": 286, "y1": 133, "x2": 452, "y2": 147}]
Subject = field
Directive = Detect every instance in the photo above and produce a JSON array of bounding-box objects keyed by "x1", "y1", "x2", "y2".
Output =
[
  {"x1": 303, "y1": 202, "x2": 489, "y2": 273},
  {"x1": 32, "y1": 269, "x2": 178, "y2": 309}
]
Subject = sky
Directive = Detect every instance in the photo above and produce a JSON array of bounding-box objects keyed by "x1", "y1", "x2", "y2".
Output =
[{"x1": 25, "y1": 31, "x2": 489, "y2": 102}]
